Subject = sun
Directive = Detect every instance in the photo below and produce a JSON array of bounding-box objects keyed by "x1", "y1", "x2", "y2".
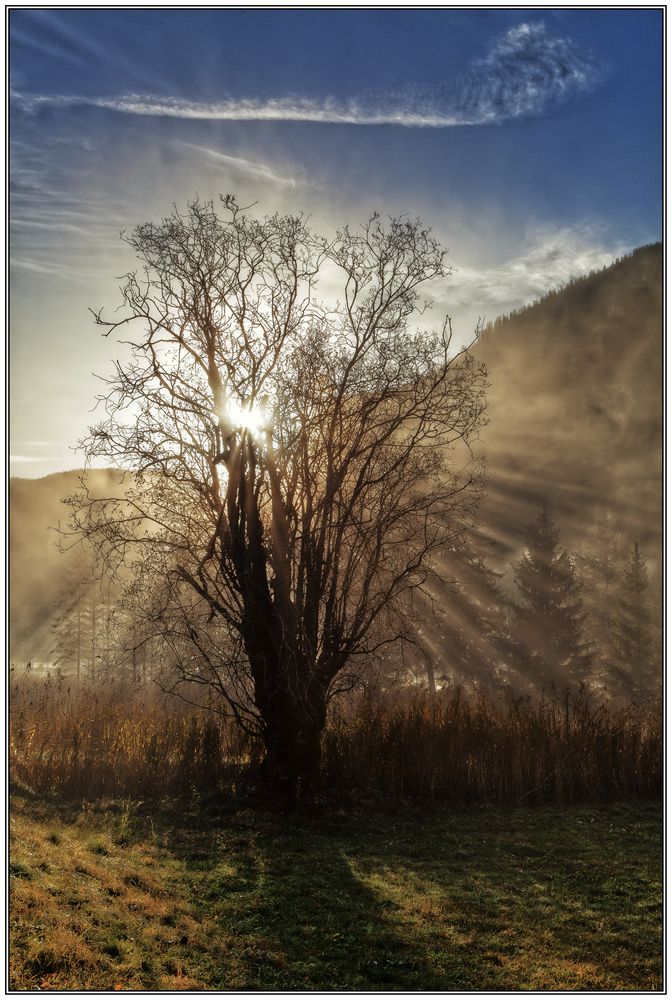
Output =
[{"x1": 222, "y1": 398, "x2": 269, "y2": 437}]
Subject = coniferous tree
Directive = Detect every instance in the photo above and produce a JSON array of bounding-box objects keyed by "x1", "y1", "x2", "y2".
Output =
[
  {"x1": 392, "y1": 534, "x2": 511, "y2": 694},
  {"x1": 648, "y1": 564, "x2": 663, "y2": 697},
  {"x1": 431, "y1": 534, "x2": 513, "y2": 692},
  {"x1": 49, "y1": 563, "x2": 118, "y2": 682},
  {"x1": 49, "y1": 560, "x2": 96, "y2": 681},
  {"x1": 575, "y1": 507, "x2": 628, "y2": 692},
  {"x1": 512, "y1": 505, "x2": 591, "y2": 690},
  {"x1": 50, "y1": 584, "x2": 84, "y2": 679},
  {"x1": 612, "y1": 543, "x2": 658, "y2": 700}
]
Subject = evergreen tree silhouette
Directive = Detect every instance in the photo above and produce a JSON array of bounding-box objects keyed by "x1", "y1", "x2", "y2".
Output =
[
  {"x1": 435, "y1": 533, "x2": 513, "y2": 691},
  {"x1": 49, "y1": 560, "x2": 95, "y2": 681},
  {"x1": 575, "y1": 507, "x2": 628, "y2": 692},
  {"x1": 612, "y1": 543, "x2": 658, "y2": 700},
  {"x1": 512, "y1": 505, "x2": 591, "y2": 689}
]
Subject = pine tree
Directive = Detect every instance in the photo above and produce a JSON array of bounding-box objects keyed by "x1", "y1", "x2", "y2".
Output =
[
  {"x1": 433, "y1": 533, "x2": 513, "y2": 692},
  {"x1": 49, "y1": 559, "x2": 116, "y2": 682},
  {"x1": 49, "y1": 555, "x2": 95, "y2": 681},
  {"x1": 612, "y1": 543, "x2": 658, "y2": 700},
  {"x1": 50, "y1": 584, "x2": 84, "y2": 679},
  {"x1": 648, "y1": 564, "x2": 663, "y2": 692},
  {"x1": 575, "y1": 507, "x2": 628, "y2": 692},
  {"x1": 512, "y1": 505, "x2": 591, "y2": 690}
]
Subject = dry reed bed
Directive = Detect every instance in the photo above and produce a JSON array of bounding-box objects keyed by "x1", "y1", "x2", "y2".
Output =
[
  {"x1": 324, "y1": 688, "x2": 661, "y2": 804},
  {"x1": 9, "y1": 676, "x2": 256, "y2": 800},
  {"x1": 9, "y1": 676, "x2": 661, "y2": 804}
]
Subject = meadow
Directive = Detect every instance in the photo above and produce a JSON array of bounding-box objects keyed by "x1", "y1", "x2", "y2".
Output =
[
  {"x1": 9, "y1": 676, "x2": 662, "y2": 991},
  {"x1": 8, "y1": 7, "x2": 664, "y2": 994},
  {"x1": 10, "y1": 675, "x2": 661, "y2": 804},
  {"x1": 10, "y1": 789, "x2": 662, "y2": 991}
]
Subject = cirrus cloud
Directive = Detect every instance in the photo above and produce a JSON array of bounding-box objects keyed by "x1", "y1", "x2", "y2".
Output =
[
  {"x1": 437, "y1": 224, "x2": 629, "y2": 333},
  {"x1": 12, "y1": 21, "x2": 604, "y2": 129}
]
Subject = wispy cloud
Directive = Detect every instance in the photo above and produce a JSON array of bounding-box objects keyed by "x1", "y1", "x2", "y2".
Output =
[
  {"x1": 442, "y1": 225, "x2": 628, "y2": 326},
  {"x1": 10, "y1": 255, "x2": 74, "y2": 275},
  {"x1": 172, "y1": 142, "x2": 300, "y2": 188},
  {"x1": 15, "y1": 440, "x2": 60, "y2": 447},
  {"x1": 12, "y1": 21, "x2": 604, "y2": 128},
  {"x1": 9, "y1": 436, "x2": 83, "y2": 477},
  {"x1": 10, "y1": 452, "x2": 76, "y2": 477}
]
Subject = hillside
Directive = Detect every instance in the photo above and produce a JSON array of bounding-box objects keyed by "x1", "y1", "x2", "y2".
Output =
[
  {"x1": 9, "y1": 469, "x2": 126, "y2": 663},
  {"x1": 473, "y1": 243, "x2": 662, "y2": 562}
]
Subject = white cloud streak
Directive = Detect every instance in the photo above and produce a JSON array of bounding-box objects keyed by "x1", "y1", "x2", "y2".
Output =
[
  {"x1": 172, "y1": 141, "x2": 300, "y2": 187},
  {"x1": 441, "y1": 225, "x2": 629, "y2": 326},
  {"x1": 10, "y1": 255, "x2": 74, "y2": 274},
  {"x1": 12, "y1": 22, "x2": 603, "y2": 128},
  {"x1": 15, "y1": 441, "x2": 61, "y2": 447}
]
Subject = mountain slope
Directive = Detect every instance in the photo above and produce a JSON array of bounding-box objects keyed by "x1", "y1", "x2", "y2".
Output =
[
  {"x1": 473, "y1": 243, "x2": 662, "y2": 562},
  {"x1": 9, "y1": 469, "x2": 125, "y2": 662}
]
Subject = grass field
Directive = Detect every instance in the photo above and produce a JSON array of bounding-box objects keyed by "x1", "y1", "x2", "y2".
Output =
[{"x1": 9, "y1": 789, "x2": 662, "y2": 991}]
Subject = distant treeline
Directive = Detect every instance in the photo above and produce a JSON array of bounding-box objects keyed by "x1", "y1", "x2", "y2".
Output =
[
  {"x1": 10, "y1": 499, "x2": 662, "y2": 806},
  {"x1": 480, "y1": 243, "x2": 662, "y2": 336},
  {"x1": 32, "y1": 501, "x2": 661, "y2": 704}
]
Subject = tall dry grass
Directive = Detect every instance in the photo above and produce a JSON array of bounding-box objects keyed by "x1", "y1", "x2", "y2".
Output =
[
  {"x1": 323, "y1": 687, "x2": 662, "y2": 804},
  {"x1": 9, "y1": 674, "x2": 259, "y2": 800},
  {"x1": 9, "y1": 674, "x2": 661, "y2": 804}
]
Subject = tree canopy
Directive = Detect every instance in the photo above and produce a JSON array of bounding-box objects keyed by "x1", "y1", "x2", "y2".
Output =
[{"x1": 69, "y1": 196, "x2": 487, "y2": 793}]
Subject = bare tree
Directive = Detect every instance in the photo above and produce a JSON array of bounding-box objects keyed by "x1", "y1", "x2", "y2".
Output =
[{"x1": 68, "y1": 197, "x2": 487, "y2": 794}]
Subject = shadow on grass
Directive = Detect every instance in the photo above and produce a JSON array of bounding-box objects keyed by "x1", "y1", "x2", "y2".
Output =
[
  {"x1": 148, "y1": 799, "x2": 662, "y2": 992},
  {"x1": 11, "y1": 790, "x2": 661, "y2": 992},
  {"x1": 147, "y1": 800, "x2": 530, "y2": 991}
]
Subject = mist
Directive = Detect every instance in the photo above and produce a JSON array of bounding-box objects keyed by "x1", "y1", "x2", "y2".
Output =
[{"x1": 10, "y1": 244, "x2": 662, "y2": 702}]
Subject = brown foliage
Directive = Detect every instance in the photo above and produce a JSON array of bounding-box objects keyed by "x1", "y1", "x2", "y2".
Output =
[
  {"x1": 10, "y1": 675, "x2": 660, "y2": 805},
  {"x1": 323, "y1": 686, "x2": 661, "y2": 804}
]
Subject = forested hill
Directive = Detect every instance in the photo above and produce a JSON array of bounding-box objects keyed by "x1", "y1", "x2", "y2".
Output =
[{"x1": 472, "y1": 242, "x2": 662, "y2": 563}]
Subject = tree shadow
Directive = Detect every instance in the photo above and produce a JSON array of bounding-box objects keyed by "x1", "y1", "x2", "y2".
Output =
[
  {"x1": 151, "y1": 801, "x2": 465, "y2": 990},
  {"x1": 152, "y1": 800, "x2": 662, "y2": 992},
  {"x1": 11, "y1": 789, "x2": 661, "y2": 991}
]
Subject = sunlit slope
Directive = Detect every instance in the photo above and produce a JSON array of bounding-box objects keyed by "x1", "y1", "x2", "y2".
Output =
[
  {"x1": 473, "y1": 243, "x2": 662, "y2": 560},
  {"x1": 9, "y1": 469, "x2": 124, "y2": 662}
]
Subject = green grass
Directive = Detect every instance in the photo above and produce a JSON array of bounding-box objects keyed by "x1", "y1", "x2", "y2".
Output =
[{"x1": 10, "y1": 792, "x2": 662, "y2": 991}]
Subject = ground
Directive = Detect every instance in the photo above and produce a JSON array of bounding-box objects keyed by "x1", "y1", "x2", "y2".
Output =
[{"x1": 9, "y1": 790, "x2": 662, "y2": 991}]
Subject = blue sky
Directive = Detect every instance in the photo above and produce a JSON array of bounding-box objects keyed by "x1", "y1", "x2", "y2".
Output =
[{"x1": 9, "y1": 8, "x2": 663, "y2": 476}]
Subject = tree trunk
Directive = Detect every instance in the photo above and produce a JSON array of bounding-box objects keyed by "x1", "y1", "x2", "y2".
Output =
[
  {"x1": 256, "y1": 680, "x2": 327, "y2": 798},
  {"x1": 261, "y1": 713, "x2": 324, "y2": 798},
  {"x1": 232, "y1": 486, "x2": 328, "y2": 796},
  {"x1": 424, "y1": 651, "x2": 437, "y2": 694}
]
